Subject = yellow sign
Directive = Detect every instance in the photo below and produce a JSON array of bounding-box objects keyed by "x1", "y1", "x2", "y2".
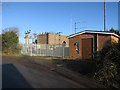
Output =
[
  {"x1": 50, "y1": 45, "x2": 53, "y2": 50},
  {"x1": 37, "y1": 45, "x2": 40, "y2": 49},
  {"x1": 50, "y1": 45, "x2": 53, "y2": 48},
  {"x1": 76, "y1": 45, "x2": 78, "y2": 50}
]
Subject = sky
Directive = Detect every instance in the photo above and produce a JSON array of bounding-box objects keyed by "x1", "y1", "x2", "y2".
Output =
[
  {"x1": 2, "y1": 2, "x2": 118, "y2": 44},
  {"x1": 118, "y1": 1, "x2": 120, "y2": 32}
]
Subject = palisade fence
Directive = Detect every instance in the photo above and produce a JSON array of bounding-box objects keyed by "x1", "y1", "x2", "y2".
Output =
[{"x1": 21, "y1": 44, "x2": 69, "y2": 58}]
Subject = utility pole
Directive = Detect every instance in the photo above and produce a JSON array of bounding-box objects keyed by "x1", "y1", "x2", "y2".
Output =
[
  {"x1": 27, "y1": 30, "x2": 31, "y2": 45},
  {"x1": 24, "y1": 31, "x2": 28, "y2": 45},
  {"x1": 118, "y1": 1, "x2": 120, "y2": 33},
  {"x1": 28, "y1": 32, "x2": 29, "y2": 44},
  {"x1": 104, "y1": 0, "x2": 106, "y2": 32},
  {"x1": 27, "y1": 30, "x2": 31, "y2": 44},
  {"x1": 24, "y1": 31, "x2": 28, "y2": 54},
  {"x1": 24, "y1": 30, "x2": 31, "y2": 45}
]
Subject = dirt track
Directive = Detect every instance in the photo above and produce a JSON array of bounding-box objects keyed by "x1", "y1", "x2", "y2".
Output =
[{"x1": 2, "y1": 56, "x2": 105, "y2": 88}]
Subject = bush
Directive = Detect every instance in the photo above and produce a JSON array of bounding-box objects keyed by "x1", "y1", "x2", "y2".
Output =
[
  {"x1": 2, "y1": 27, "x2": 20, "y2": 54},
  {"x1": 93, "y1": 41, "x2": 120, "y2": 88}
]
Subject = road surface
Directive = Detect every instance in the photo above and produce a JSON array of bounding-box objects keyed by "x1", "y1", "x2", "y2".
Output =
[{"x1": 2, "y1": 56, "x2": 104, "y2": 88}]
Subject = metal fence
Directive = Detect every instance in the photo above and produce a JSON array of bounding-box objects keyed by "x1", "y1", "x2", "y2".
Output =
[{"x1": 21, "y1": 44, "x2": 69, "y2": 58}]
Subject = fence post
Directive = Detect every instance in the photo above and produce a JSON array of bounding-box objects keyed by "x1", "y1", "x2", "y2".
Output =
[
  {"x1": 53, "y1": 45, "x2": 54, "y2": 57},
  {"x1": 25, "y1": 45, "x2": 26, "y2": 55},
  {"x1": 63, "y1": 44, "x2": 64, "y2": 58},
  {"x1": 46, "y1": 44, "x2": 47, "y2": 56},
  {"x1": 36, "y1": 44, "x2": 38, "y2": 56},
  {"x1": 31, "y1": 45, "x2": 32, "y2": 56},
  {"x1": 40, "y1": 47, "x2": 41, "y2": 56}
]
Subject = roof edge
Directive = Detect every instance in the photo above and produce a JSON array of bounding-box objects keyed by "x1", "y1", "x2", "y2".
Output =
[{"x1": 67, "y1": 30, "x2": 120, "y2": 38}]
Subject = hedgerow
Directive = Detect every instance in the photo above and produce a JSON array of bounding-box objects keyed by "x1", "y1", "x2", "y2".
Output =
[{"x1": 93, "y1": 41, "x2": 120, "y2": 88}]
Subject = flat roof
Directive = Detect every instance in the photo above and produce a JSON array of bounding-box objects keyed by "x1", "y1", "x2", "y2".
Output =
[{"x1": 67, "y1": 30, "x2": 120, "y2": 38}]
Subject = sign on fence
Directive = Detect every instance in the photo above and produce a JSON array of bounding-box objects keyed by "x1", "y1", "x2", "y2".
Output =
[{"x1": 37, "y1": 45, "x2": 40, "y2": 49}]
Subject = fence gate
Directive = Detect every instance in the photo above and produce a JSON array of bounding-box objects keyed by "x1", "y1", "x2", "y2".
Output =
[{"x1": 21, "y1": 44, "x2": 69, "y2": 58}]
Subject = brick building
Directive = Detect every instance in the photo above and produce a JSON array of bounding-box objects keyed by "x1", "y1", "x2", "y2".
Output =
[
  {"x1": 67, "y1": 30, "x2": 119, "y2": 60},
  {"x1": 37, "y1": 32, "x2": 69, "y2": 45}
]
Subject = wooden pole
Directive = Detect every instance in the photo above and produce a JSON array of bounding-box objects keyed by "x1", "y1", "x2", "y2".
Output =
[{"x1": 104, "y1": 0, "x2": 106, "y2": 32}]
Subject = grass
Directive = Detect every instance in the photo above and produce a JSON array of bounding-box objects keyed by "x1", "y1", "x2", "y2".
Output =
[
  {"x1": 1, "y1": 53, "x2": 69, "y2": 59},
  {"x1": 24, "y1": 55, "x2": 70, "y2": 60},
  {"x1": 1, "y1": 53, "x2": 29, "y2": 57}
]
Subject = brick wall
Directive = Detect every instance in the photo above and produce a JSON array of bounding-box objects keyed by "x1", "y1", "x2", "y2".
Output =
[
  {"x1": 37, "y1": 33, "x2": 48, "y2": 44},
  {"x1": 69, "y1": 34, "x2": 94, "y2": 59},
  {"x1": 98, "y1": 34, "x2": 111, "y2": 51},
  {"x1": 69, "y1": 33, "x2": 119, "y2": 59},
  {"x1": 37, "y1": 33, "x2": 69, "y2": 45},
  {"x1": 48, "y1": 33, "x2": 69, "y2": 45}
]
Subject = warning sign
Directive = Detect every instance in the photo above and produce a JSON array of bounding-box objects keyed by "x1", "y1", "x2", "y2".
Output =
[
  {"x1": 50, "y1": 45, "x2": 53, "y2": 50},
  {"x1": 37, "y1": 45, "x2": 40, "y2": 49}
]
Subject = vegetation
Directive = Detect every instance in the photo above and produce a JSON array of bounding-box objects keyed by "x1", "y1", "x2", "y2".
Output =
[
  {"x1": 2, "y1": 27, "x2": 21, "y2": 54},
  {"x1": 93, "y1": 41, "x2": 120, "y2": 88},
  {"x1": 109, "y1": 28, "x2": 120, "y2": 36}
]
